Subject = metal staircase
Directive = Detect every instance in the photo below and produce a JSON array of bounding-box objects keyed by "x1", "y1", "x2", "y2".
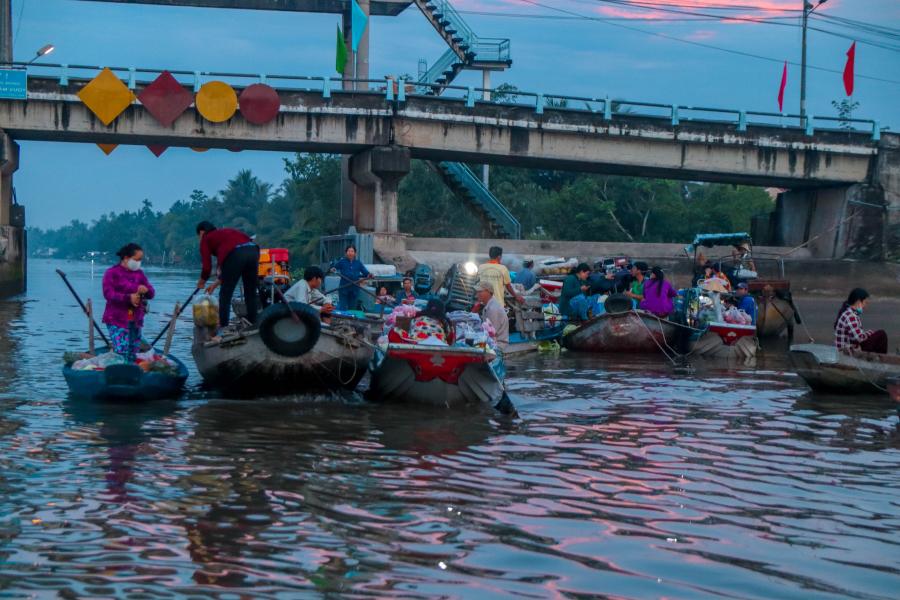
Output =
[
  {"x1": 413, "y1": 0, "x2": 520, "y2": 238},
  {"x1": 430, "y1": 162, "x2": 521, "y2": 240}
]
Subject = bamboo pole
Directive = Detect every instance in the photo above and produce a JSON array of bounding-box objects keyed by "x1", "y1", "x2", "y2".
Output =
[
  {"x1": 87, "y1": 298, "x2": 95, "y2": 354},
  {"x1": 163, "y1": 302, "x2": 180, "y2": 356}
]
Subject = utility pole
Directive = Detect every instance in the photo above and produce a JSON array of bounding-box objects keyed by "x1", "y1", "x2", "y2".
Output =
[
  {"x1": 1, "y1": 0, "x2": 12, "y2": 66},
  {"x1": 800, "y1": 0, "x2": 827, "y2": 124}
]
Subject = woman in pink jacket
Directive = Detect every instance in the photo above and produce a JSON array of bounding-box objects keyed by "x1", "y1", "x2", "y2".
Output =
[{"x1": 102, "y1": 243, "x2": 155, "y2": 362}]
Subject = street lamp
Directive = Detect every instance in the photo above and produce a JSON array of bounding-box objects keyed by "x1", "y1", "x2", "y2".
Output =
[{"x1": 24, "y1": 44, "x2": 54, "y2": 66}]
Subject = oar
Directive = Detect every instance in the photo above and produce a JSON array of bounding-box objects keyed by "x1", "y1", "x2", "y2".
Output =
[
  {"x1": 149, "y1": 287, "x2": 201, "y2": 347},
  {"x1": 56, "y1": 269, "x2": 111, "y2": 346}
]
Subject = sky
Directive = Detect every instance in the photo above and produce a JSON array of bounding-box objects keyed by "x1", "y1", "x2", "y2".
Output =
[{"x1": 9, "y1": 0, "x2": 900, "y2": 229}]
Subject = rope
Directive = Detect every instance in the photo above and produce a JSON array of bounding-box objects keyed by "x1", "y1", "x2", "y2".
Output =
[
  {"x1": 627, "y1": 310, "x2": 682, "y2": 366},
  {"x1": 777, "y1": 208, "x2": 860, "y2": 258}
]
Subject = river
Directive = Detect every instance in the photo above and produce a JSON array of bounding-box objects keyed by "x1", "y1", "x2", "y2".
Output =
[{"x1": 1, "y1": 259, "x2": 898, "y2": 598}]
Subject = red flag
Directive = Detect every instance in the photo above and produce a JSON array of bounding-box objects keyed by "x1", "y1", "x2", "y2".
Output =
[
  {"x1": 843, "y1": 41, "x2": 856, "y2": 96},
  {"x1": 777, "y1": 61, "x2": 787, "y2": 112}
]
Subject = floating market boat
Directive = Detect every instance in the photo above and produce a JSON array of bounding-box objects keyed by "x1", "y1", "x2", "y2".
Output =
[
  {"x1": 789, "y1": 343, "x2": 900, "y2": 394},
  {"x1": 369, "y1": 343, "x2": 505, "y2": 408},
  {"x1": 563, "y1": 301, "x2": 679, "y2": 354},
  {"x1": 192, "y1": 303, "x2": 373, "y2": 394},
  {"x1": 63, "y1": 350, "x2": 189, "y2": 401}
]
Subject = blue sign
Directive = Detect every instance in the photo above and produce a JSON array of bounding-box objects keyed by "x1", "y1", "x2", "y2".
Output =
[{"x1": 0, "y1": 69, "x2": 27, "y2": 100}]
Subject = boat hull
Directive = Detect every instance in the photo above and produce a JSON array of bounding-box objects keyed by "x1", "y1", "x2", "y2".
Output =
[
  {"x1": 63, "y1": 354, "x2": 188, "y2": 401},
  {"x1": 192, "y1": 326, "x2": 372, "y2": 393},
  {"x1": 756, "y1": 296, "x2": 795, "y2": 338},
  {"x1": 789, "y1": 343, "x2": 900, "y2": 394},
  {"x1": 370, "y1": 344, "x2": 503, "y2": 408},
  {"x1": 563, "y1": 311, "x2": 678, "y2": 353}
]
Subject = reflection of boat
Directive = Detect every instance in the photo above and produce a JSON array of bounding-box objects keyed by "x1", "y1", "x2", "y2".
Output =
[
  {"x1": 370, "y1": 344, "x2": 504, "y2": 407},
  {"x1": 192, "y1": 305, "x2": 373, "y2": 394},
  {"x1": 563, "y1": 310, "x2": 678, "y2": 353},
  {"x1": 63, "y1": 351, "x2": 188, "y2": 401},
  {"x1": 789, "y1": 343, "x2": 900, "y2": 394}
]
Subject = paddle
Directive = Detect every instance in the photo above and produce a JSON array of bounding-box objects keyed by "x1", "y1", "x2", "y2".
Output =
[
  {"x1": 149, "y1": 287, "x2": 201, "y2": 348},
  {"x1": 56, "y1": 269, "x2": 111, "y2": 347}
]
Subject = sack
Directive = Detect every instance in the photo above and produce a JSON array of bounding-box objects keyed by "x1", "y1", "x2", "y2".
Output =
[{"x1": 192, "y1": 294, "x2": 219, "y2": 328}]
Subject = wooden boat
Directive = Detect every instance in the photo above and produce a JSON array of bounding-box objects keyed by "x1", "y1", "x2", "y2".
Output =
[
  {"x1": 752, "y1": 280, "x2": 796, "y2": 339},
  {"x1": 63, "y1": 352, "x2": 188, "y2": 401},
  {"x1": 563, "y1": 309, "x2": 679, "y2": 353},
  {"x1": 192, "y1": 317, "x2": 373, "y2": 394},
  {"x1": 789, "y1": 343, "x2": 900, "y2": 394},
  {"x1": 369, "y1": 343, "x2": 504, "y2": 408}
]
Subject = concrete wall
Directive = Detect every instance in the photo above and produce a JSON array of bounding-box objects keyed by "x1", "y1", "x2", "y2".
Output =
[{"x1": 0, "y1": 225, "x2": 25, "y2": 296}]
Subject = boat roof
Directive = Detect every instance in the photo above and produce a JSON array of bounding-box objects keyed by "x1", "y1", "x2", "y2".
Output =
[{"x1": 689, "y1": 232, "x2": 752, "y2": 249}]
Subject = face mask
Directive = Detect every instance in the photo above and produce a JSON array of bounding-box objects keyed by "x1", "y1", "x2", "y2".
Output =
[
  {"x1": 126, "y1": 259, "x2": 142, "y2": 272},
  {"x1": 854, "y1": 307, "x2": 864, "y2": 315}
]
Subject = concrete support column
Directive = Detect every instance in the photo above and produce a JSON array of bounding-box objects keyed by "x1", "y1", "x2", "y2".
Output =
[
  {"x1": 348, "y1": 145, "x2": 410, "y2": 234},
  {"x1": 481, "y1": 69, "x2": 491, "y2": 189},
  {"x1": 874, "y1": 135, "x2": 900, "y2": 261},
  {"x1": 0, "y1": 128, "x2": 25, "y2": 297}
]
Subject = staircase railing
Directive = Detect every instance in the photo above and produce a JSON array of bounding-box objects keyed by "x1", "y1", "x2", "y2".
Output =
[
  {"x1": 469, "y1": 38, "x2": 511, "y2": 63},
  {"x1": 441, "y1": 162, "x2": 521, "y2": 239},
  {"x1": 426, "y1": 0, "x2": 476, "y2": 49},
  {"x1": 421, "y1": 48, "x2": 458, "y2": 86}
]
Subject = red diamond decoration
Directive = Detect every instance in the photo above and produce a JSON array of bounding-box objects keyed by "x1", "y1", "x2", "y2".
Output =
[
  {"x1": 138, "y1": 71, "x2": 193, "y2": 127},
  {"x1": 147, "y1": 145, "x2": 168, "y2": 157}
]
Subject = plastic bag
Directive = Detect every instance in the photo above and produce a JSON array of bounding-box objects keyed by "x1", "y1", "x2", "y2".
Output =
[{"x1": 193, "y1": 294, "x2": 219, "y2": 327}]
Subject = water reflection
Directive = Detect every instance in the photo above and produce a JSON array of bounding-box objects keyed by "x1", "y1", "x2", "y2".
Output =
[{"x1": 1, "y1": 260, "x2": 899, "y2": 598}]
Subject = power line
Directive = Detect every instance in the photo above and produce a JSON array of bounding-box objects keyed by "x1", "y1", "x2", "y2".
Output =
[
  {"x1": 514, "y1": 0, "x2": 900, "y2": 85},
  {"x1": 457, "y1": 10, "x2": 797, "y2": 23}
]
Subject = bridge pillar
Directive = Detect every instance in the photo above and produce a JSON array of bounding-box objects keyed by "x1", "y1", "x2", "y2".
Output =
[
  {"x1": 348, "y1": 145, "x2": 410, "y2": 234},
  {"x1": 0, "y1": 129, "x2": 25, "y2": 297},
  {"x1": 773, "y1": 136, "x2": 900, "y2": 261}
]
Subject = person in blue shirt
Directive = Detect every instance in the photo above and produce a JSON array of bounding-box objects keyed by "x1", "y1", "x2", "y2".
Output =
[
  {"x1": 514, "y1": 259, "x2": 537, "y2": 290},
  {"x1": 332, "y1": 245, "x2": 371, "y2": 311},
  {"x1": 735, "y1": 282, "x2": 757, "y2": 325}
]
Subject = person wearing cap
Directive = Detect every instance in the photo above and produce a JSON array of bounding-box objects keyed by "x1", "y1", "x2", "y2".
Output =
[
  {"x1": 735, "y1": 282, "x2": 757, "y2": 325},
  {"x1": 514, "y1": 259, "x2": 536, "y2": 291},
  {"x1": 474, "y1": 280, "x2": 509, "y2": 350}
]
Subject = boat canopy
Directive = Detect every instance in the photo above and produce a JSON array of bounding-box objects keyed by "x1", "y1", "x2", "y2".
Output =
[{"x1": 688, "y1": 232, "x2": 752, "y2": 250}]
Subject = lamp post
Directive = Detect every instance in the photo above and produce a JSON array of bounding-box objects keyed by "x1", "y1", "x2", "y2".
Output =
[
  {"x1": 800, "y1": 0, "x2": 827, "y2": 123},
  {"x1": 24, "y1": 43, "x2": 54, "y2": 66}
]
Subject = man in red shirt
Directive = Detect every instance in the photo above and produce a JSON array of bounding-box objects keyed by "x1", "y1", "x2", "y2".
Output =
[{"x1": 196, "y1": 221, "x2": 260, "y2": 329}]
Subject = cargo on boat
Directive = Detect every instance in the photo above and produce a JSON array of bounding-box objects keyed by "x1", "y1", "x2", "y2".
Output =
[{"x1": 63, "y1": 350, "x2": 188, "y2": 401}]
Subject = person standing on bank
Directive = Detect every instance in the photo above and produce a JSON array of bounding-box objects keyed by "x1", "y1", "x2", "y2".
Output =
[
  {"x1": 195, "y1": 221, "x2": 260, "y2": 330},
  {"x1": 102, "y1": 243, "x2": 155, "y2": 362},
  {"x1": 333, "y1": 245, "x2": 372, "y2": 311},
  {"x1": 834, "y1": 288, "x2": 888, "y2": 354}
]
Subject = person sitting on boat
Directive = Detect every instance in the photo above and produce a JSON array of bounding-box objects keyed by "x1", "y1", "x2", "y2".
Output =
[
  {"x1": 734, "y1": 282, "x2": 757, "y2": 325},
  {"x1": 376, "y1": 286, "x2": 396, "y2": 307},
  {"x1": 639, "y1": 266, "x2": 677, "y2": 318},
  {"x1": 398, "y1": 277, "x2": 418, "y2": 305},
  {"x1": 474, "y1": 281, "x2": 509, "y2": 351},
  {"x1": 332, "y1": 244, "x2": 372, "y2": 311},
  {"x1": 102, "y1": 243, "x2": 155, "y2": 362},
  {"x1": 624, "y1": 262, "x2": 648, "y2": 307},
  {"x1": 478, "y1": 246, "x2": 525, "y2": 309},
  {"x1": 195, "y1": 221, "x2": 259, "y2": 332},
  {"x1": 284, "y1": 266, "x2": 333, "y2": 314},
  {"x1": 712, "y1": 262, "x2": 733, "y2": 291},
  {"x1": 560, "y1": 263, "x2": 593, "y2": 321},
  {"x1": 411, "y1": 299, "x2": 453, "y2": 345},
  {"x1": 514, "y1": 259, "x2": 537, "y2": 291},
  {"x1": 834, "y1": 288, "x2": 888, "y2": 354}
]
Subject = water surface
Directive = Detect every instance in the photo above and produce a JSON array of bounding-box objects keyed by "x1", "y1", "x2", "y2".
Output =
[{"x1": 1, "y1": 259, "x2": 898, "y2": 598}]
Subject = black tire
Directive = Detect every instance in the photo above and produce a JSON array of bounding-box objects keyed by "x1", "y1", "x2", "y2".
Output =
[
  {"x1": 604, "y1": 293, "x2": 632, "y2": 314},
  {"x1": 258, "y1": 302, "x2": 322, "y2": 357}
]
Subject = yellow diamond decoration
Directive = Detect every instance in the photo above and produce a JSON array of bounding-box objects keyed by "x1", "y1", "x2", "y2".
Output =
[
  {"x1": 195, "y1": 81, "x2": 238, "y2": 123},
  {"x1": 77, "y1": 68, "x2": 136, "y2": 126}
]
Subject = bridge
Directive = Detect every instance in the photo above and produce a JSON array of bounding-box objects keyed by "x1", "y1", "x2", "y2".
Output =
[{"x1": 1, "y1": 1, "x2": 898, "y2": 296}]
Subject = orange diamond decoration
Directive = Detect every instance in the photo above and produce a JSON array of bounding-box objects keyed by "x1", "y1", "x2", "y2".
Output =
[
  {"x1": 96, "y1": 143, "x2": 118, "y2": 155},
  {"x1": 77, "y1": 68, "x2": 136, "y2": 126}
]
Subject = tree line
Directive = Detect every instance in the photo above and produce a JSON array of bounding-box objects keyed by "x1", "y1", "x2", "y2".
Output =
[{"x1": 29, "y1": 153, "x2": 774, "y2": 264}]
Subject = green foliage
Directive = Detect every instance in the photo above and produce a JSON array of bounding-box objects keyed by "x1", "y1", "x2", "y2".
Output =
[
  {"x1": 831, "y1": 98, "x2": 860, "y2": 130},
  {"x1": 29, "y1": 154, "x2": 775, "y2": 263}
]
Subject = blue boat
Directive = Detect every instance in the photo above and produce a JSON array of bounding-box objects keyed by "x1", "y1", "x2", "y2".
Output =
[{"x1": 63, "y1": 351, "x2": 189, "y2": 401}]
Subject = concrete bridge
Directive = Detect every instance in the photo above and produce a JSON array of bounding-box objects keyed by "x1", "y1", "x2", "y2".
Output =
[{"x1": 2, "y1": 71, "x2": 897, "y2": 275}]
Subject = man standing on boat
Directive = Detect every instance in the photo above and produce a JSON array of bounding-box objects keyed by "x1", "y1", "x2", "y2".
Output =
[
  {"x1": 195, "y1": 221, "x2": 260, "y2": 331},
  {"x1": 474, "y1": 281, "x2": 509, "y2": 351},
  {"x1": 478, "y1": 247, "x2": 524, "y2": 308},
  {"x1": 333, "y1": 245, "x2": 372, "y2": 311}
]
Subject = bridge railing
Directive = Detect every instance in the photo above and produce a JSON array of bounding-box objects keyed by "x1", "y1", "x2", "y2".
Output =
[{"x1": 10, "y1": 62, "x2": 882, "y2": 141}]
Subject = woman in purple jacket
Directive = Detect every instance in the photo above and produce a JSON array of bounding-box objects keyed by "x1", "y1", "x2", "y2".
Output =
[{"x1": 102, "y1": 243, "x2": 155, "y2": 361}]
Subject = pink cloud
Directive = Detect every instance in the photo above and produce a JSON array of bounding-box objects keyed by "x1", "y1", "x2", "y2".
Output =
[{"x1": 685, "y1": 29, "x2": 717, "y2": 41}]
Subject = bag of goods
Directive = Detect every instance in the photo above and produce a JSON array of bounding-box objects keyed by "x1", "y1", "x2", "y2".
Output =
[
  {"x1": 193, "y1": 295, "x2": 219, "y2": 327},
  {"x1": 71, "y1": 352, "x2": 127, "y2": 371}
]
